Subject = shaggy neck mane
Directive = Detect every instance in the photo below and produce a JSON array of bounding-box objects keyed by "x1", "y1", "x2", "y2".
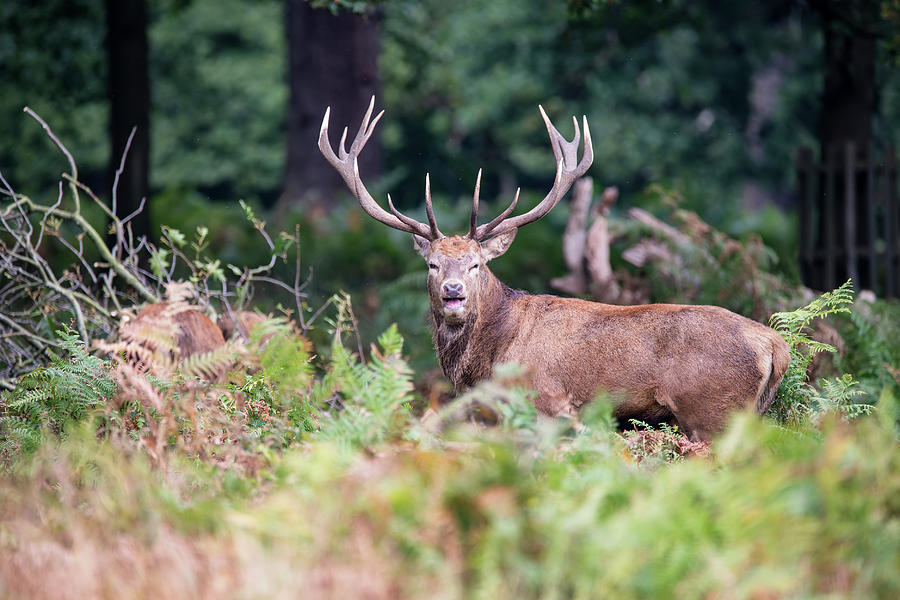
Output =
[{"x1": 432, "y1": 269, "x2": 522, "y2": 389}]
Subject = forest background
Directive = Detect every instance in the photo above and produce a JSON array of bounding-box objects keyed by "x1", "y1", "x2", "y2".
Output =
[
  {"x1": 3, "y1": 2, "x2": 900, "y2": 597},
  {"x1": 5, "y1": 1, "x2": 900, "y2": 375}
]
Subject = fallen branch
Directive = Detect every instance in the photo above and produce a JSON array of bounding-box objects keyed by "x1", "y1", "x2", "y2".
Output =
[{"x1": 551, "y1": 178, "x2": 625, "y2": 303}]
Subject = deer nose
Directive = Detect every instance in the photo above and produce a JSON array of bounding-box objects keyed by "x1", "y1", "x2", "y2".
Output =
[{"x1": 442, "y1": 280, "x2": 464, "y2": 298}]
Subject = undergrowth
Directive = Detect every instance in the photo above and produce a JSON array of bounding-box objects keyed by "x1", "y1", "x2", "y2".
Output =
[
  {"x1": 313, "y1": 324, "x2": 414, "y2": 451},
  {"x1": 1, "y1": 237, "x2": 900, "y2": 599},
  {"x1": 768, "y1": 280, "x2": 874, "y2": 426},
  {"x1": 0, "y1": 325, "x2": 116, "y2": 457}
]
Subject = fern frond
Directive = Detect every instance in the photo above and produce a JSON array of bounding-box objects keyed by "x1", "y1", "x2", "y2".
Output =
[
  {"x1": 315, "y1": 323, "x2": 414, "y2": 450},
  {"x1": 249, "y1": 315, "x2": 293, "y2": 342},
  {"x1": 179, "y1": 341, "x2": 238, "y2": 380},
  {"x1": 768, "y1": 281, "x2": 867, "y2": 426},
  {"x1": 769, "y1": 279, "x2": 854, "y2": 337},
  {"x1": 815, "y1": 374, "x2": 872, "y2": 421},
  {"x1": 255, "y1": 319, "x2": 314, "y2": 392},
  {"x1": 1, "y1": 325, "x2": 117, "y2": 457}
]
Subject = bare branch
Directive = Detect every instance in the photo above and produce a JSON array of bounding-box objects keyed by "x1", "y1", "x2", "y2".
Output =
[{"x1": 112, "y1": 126, "x2": 137, "y2": 218}]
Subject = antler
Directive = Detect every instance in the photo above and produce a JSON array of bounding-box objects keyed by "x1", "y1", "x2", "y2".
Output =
[
  {"x1": 318, "y1": 96, "x2": 442, "y2": 240},
  {"x1": 471, "y1": 105, "x2": 593, "y2": 240}
]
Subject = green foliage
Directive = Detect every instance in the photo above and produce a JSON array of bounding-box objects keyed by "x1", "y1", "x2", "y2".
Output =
[
  {"x1": 254, "y1": 317, "x2": 315, "y2": 394},
  {"x1": 768, "y1": 280, "x2": 872, "y2": 425},
  {"x1": 308, "y1": 0, "x2": 384, "y2": 14},
  {"x1": 380, "y1": 0, "x2": 821, "y2": 223},
  {"x1": 152, "y1": 191, "x2": 270, "y2": 273},
  {"x1": 816, "y1": 374, "x2": 871, "y2": 421},
  {"x1": 233, "y1": 371, "x2": 276, "y2": 428},
  {"x1": 0, "y1": 0, "x2": 107, "y2": 190},
  {"x1": 0, "y1": 326, "x2": 116, "y2": 456},
  {"x1": 4, "y1": 398, "x2": 900, "y2": 597},
  {"x1": 834, "y1": 298, "x2": 900, "y2": 400},
  {"x1": 313, "y1": 323, "x2": 415, "y2": 451},
  {"x1": 248, "y1": 316, "x2": 318, "y2": 438},
  {"x1": 149, "y1": 0, "x2": 286, "y2": 198},
  {"x1": 621, "y1": 419, "x2": 706, "y2": 465},
  {"x1": 429, "y1": 363, "x2": 540, "y2": 436},
  {"x1": 609, "y1": 187, "x2": 798, "y2": 318}
]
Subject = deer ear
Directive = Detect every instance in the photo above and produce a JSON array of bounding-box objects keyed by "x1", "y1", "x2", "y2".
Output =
[
  {"x1": 413, "y1": 235, "x2": 431, "y2": 258},
  {"x1": 481, "y1": 228, "x2": 517, "y2": 261}
]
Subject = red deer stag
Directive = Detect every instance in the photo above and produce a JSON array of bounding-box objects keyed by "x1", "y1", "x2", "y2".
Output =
[{"x1": 318, "y1": 97, "x2": 789, "y2": 441}]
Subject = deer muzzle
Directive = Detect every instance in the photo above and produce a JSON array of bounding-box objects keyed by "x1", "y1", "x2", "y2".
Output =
[{"x1": 441, "y1": 280, "x2": 467, "y2": 317}]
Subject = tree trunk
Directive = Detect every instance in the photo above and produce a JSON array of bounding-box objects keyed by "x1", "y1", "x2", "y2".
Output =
[
  {"x1": 106, "y1": 0, "x2": 151, "y2": 241},
  {"x1": 807, "y1": 0, "x2": 879, "y2": 291},
  {"x1": 819, "y1": 2, "x2": 877, "y2": 152},
  {"x1": 282, "y1": 1, "x2": 381, "y2": 215}
]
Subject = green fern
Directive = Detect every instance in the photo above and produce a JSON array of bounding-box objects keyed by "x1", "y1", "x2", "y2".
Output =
[
  {"x1": 768, "y1": 280, "x2": 859, "y2": 425},
  {"x1": 315, "y1": 324, "x2": 414, "y2": 451},
  {"x1": 254, "y1": 317, "x2": 315, "y2": 392},
  {"x1": 623, "y1": 420, "x2": 692, "y2": 464},
  {"x1": 834, "y1": 301, "x2": 900, "y2": 401},
  {"x1": 816, "y1": 374, "x2": 872, "y2": 421},
  {"x1": 1, "y1": 325, "x2": 116, "y2": 456},
  {"x1": 428, "y1": 364, "x2": 539, "y2": 436},
  {"x1": 178, "y1": 341, "x2": 238, "y2": 380}
]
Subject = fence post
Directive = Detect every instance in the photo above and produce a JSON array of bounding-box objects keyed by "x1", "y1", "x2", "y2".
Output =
[
  {"x1": 866, "y1": 144, "x2": 876, "y2": 290},
  {"x1": 888, "y1": 146, "x2": 897, "y2": 297},
  {"x1": 844, "y1": 142, "x2": 858, "y2": 288},
  {"x1": 825, "y1": 145, "x2": 837, "y2": 289},
  {"x1": 797, "y1": 147, "x2": 814, "y2": 285}
]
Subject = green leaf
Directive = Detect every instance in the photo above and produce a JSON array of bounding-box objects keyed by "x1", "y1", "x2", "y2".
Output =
[
  {"x1": 377, "y1": 324, "x2": 404, "y2": 358},
  {"x1": 165, "y1": 227, "x2": 186, "y2": 247},
  {"x1": 149, "y1": 248, "x2": 171, "y2": 278}
]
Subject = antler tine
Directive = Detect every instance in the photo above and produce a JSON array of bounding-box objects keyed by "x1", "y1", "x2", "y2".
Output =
[
  {"x1": 476, "y1": 106, "x2": 593, "y2": 240},
  {"x1": 318, "y1": 107, "x2": 337, "y2": 162},
  {"x1": 468, "y1": 169, "x2": 482, "y2": 238},
  {"x1": 581, "y1": 114, "x2": 594, "y2": 169},
  {"x1": 338, "y1": 127, "x2": 349, "y2": 158},
  {"x1": 349, "y1": 95, "x2": 384, "y2": 156},
  {"x1": 476, "y1": 187, "x2": 520, "y2": 239},
  {"x1": 387, "y1": 193, "x2": 433, "y2": 233},
  {"x1": 355, "y1": 95, "x2": 376, "y2": 149},
  {"x1": 424, "y1": 173, "x2": 442, "y2": 238},
  {"x1": 540, "y1": 105, "x2": 564, "y2": 163},
  {"x1": 567, "y1": 115, "x2": 581, "y2": 167},
  {"x1": 317, "y1": 97, "x2": 440, "y2": 240}
]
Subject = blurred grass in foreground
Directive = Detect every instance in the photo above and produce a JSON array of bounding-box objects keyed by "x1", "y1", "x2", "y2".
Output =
[{"x1": 1, "y1": 386, "x2": 899, "y2": 599}]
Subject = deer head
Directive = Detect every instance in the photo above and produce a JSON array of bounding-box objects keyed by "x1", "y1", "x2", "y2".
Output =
[
  {"x1": 413, "y1": 232, "x2": 516, "y2": 325},
  {"x1": 318, "y1": 97, "x2": 593, "y2": 325}
]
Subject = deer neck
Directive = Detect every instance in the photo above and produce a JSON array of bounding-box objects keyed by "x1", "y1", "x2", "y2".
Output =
[{"x1": 432, "y1": 269, "x2": 520, "y2": 390}]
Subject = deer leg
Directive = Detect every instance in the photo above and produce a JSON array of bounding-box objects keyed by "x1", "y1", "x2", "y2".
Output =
[
  {"x1": 661, "y1": 391, "x2": 732, "y2": 443},
  {"x1": 653, "y1": 388, "x2": 679, "y2": 415},
  {"x1": 654, "y1": 389, "x2": 704, "y2": 442},
  {"x1": 533, "y1": 384, "x2": 577, "y2": 418}
]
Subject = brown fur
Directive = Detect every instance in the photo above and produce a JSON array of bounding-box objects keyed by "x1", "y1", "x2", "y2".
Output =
[
  {"x1": 217, "y1": 311, "x2": 267, "y2": 342},
  {"x1": 135, "y1": 302, "x2": 225, "y2": 357},
  {"x1": 418, "y1": 235, "x2": 790, "y2": 442}
]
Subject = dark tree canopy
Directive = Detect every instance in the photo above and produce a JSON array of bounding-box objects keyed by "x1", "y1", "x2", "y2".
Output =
[{"x1": 0, "y1": 0, "x2": 899, "y2": 235}]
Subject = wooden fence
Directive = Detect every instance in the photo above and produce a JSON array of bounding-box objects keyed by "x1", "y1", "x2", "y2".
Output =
[{"x1": 796, "y1": 144, "x2": 899, "y2": 297}]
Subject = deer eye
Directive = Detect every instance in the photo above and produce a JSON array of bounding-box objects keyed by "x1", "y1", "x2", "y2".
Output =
[
  {"x1": 428, "y1": 263, "x2": 439, "y2": 270},
  {"x1": 468, "y1": 263, "x2": 480, "y2": 272}
]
